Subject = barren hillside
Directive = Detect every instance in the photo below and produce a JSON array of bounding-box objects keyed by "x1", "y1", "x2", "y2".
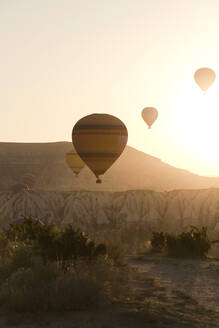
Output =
[{"x1": 0, "y1": 142, "x2": 219, "y2": 191}]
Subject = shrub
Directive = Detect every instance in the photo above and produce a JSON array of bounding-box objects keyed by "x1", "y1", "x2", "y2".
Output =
[
  {"x1": 105, "y1": 242, "x2": 127, "y2": 266},
  {"x1": 0, "y1": 256, "x2": 127, "y2": 312},
  {"x1": 34, "y1": 225, "x2": 107, "y2": 265},
  {"x1": 166, "y1": 226, "x2": 211, "y2": 258},
  {"x1": 151, "y1": 231, "x2": 165, "y2": 252},
  {"x1": 0, "y1": 219, "x2": 129, "y2": 312},
  {"x1": 150, "y1": 226, "x2": 211, "y2": 258},
  {"x1": 0, "y1": 245, "x2": 34, "y2": 282},
  {"x1": 0, "y1": 218, "x2": 134, "y2": 313},
  {"x1": 0, "y1": 231, "x2": 12, "y2": 261},
  {"x1": 5, "y1": 217, "x2": 56, "y2": 246},
  {"x1": 4, "y1": 218, "x2": 107, "y2": 265},
  {"x1": 0, "y1": 259, "x2": 58, "y2": 312}
]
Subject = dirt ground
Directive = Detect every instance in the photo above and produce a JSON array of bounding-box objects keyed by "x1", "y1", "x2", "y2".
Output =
[
  {"x1": 128, "y1": 254, "x2": 219, "y2": 313},
  {"x1": 0, "y1": 255, "x2": 218, "y2": 328}
]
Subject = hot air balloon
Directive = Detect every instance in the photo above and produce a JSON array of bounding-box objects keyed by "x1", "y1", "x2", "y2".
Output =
[
  {"x1": 22, "y1": 173, "x2": 35, "y2": 189},
  {"x1": 141, "y1": 107, "x2": 158, "y2": 129},
  {"x1": 72, "y1": 113, "x2": 128, "y2": 183},
  {"x1": 194, "y1": 68, "x2": 216, "y2": 92},
  {"x1": 65, "y1": 149, "x2": 85, "y2": 177}
]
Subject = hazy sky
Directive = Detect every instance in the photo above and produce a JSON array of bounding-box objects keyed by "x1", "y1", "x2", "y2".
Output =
[{"x1": 1, "y1": 0, "x2": 219, "y2": 176}]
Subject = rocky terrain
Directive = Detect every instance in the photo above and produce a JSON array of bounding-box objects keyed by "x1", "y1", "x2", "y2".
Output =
[
  {"x1": 1, "y1": 142, "x2": 219, "y2": 192},
  {"x1": 0, "y1": 189, "x2": 218, "y2": 239},
  {"x1": 0, "y1": 143, "x2": 219, "y2": 327}
]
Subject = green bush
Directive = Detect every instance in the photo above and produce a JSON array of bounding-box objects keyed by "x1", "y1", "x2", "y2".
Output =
[
  {"x1": 5, "y1": 217, "x2": 46, "y2": 244},
  {"x1": 151, "y1": 231, "x2": 165, "y2": 252},
  {"x1": 150, "y1": 226, "x2": 211, "y2": 258},
  {"x1": 4, "y1": 218, "x2": 107, "y2": 265},
  {"x1": 166, "y1": 226, "x2": 211, "y2": 258},
  {"x1": 0, "y1": 219, "x2": 128, "y2": 312}
]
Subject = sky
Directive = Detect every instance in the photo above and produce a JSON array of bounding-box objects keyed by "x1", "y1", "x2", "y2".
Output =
[{"x1": 1, "y1": 0, "x2": 219, "y2": 176}]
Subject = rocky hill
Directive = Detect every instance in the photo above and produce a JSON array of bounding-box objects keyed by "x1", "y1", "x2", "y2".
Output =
[
  {"x1": 0, "y1": 142, "x2": 219, "y2": 191},
  {"x1": 0, "y1": 189, "x2": 218, "y2": 237}
]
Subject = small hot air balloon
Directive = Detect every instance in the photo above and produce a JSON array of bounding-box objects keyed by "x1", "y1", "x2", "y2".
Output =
[
  {"x1": 194, "y1": 68, "x2": 216, "y2": 92},
  {"x1": 22, "y1": 173, "x2": 35, "y2": 189},
  {"x1": 72, "y1": 113, "x2": 128, "y2": 183},
  {"x1": 141, "y1": 107, "x2": 158, "y2": 129},
  {"x1": 65, "y1": 149, "x2": 85, "y2": 177}
]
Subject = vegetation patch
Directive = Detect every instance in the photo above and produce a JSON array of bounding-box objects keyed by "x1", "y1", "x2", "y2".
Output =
[
  {"x1": 0, "y1": 218, "x2": 129, "y2": 313},
  {"x1": 150, "y1": 226, "x2": 217, "y2": 258}
]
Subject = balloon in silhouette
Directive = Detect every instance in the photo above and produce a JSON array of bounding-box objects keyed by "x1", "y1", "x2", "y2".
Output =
[
  {"x1": 22, "y1": 173, "x2": 35, "y2": 188},
  {"x1": 194, "y1": 68, "x2": 216, "y2": 92},
  {"x1": 141, "y1": 107, "x2": 158, "y2": 129},
  {"x1": 65, "y1": 149, "x2": 85, "y2": 177},
  {"x1": 72, "y1": 113, "x2": 128, "y2": 183}
]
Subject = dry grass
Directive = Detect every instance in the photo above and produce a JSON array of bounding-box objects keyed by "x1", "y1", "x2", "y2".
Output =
[{"x1": 0, "y1": 263, "x2": 218, "y2": 328}]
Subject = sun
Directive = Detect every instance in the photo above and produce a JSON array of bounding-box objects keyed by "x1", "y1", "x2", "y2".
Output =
[{"x1": 171, "y1": 85, "x2": 219, "y2": 176}]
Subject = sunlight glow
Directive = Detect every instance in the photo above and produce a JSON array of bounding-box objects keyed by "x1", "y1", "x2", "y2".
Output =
[{"x1": 171, "y1": 83, "x2": 219, "y2": 175}]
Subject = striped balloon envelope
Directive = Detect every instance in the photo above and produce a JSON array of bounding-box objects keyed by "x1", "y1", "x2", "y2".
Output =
[
  {"x1": 65, "y1": 149, "x2": 85, "y2": 177},
  {"x1": 72, "y1": 113, "x2": 128, "y2": 183}
]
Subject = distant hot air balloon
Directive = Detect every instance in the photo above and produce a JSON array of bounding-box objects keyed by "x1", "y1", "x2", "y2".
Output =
[
  {"x1": 22, "y1": 173, "x2": 35, "y2": 189},
  {"x1": 72, "y1": 113, "x2": 128, "y2": 183},
  {"x1": 65, "y1": 149, "x2": 85, "y2": 177},
  {"x1": 194, "y1": 68, "x2": 216, "y2": 92},
  {"x1": 141, "y1": 107, "x2": 158, "y2": 129}
]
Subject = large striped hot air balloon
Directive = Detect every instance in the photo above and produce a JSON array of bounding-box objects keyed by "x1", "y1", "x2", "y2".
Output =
[
  {"x1": 65, "y1": 149, "x2": 85, "y2": 177},
  {"x1": 72, "y1": 113, "x2": 128, "y2": 183}
]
